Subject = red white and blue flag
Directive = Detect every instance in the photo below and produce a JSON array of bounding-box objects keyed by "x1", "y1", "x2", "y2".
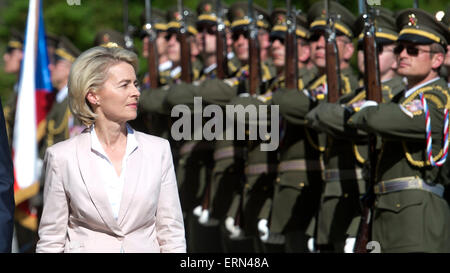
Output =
[{"x1": 12, "y1": 0, "x2": 53, "y2": 230}]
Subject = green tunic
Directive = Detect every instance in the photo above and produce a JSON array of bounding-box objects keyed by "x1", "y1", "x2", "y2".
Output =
[{"x1": 348, "y1": 78, "x2": 450, "y2": 253}]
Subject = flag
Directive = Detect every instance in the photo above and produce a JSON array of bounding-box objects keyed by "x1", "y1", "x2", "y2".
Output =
[{"x1": 12, "y1": 0, "x2": 53, "y2": 231}]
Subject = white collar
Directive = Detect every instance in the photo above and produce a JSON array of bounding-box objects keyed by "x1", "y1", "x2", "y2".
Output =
[
  {"x1": 170, "y1": 66, "x2": 181, "y2": 78},
  {"x1": 90, "y1": 123, "x2": 138, "y2": 161},
  {"x1": 203, "y1": 63, "x2": 217, "y2": 74},
  {"x1": 404, "y1": 77, "x2": 440, "y2": 98},
  {"x1": 159, "y1": 60, "x2": 172, "y2": 72},
  {"x1": 56, "y1": 85, "x2": 68, "y2": 103}
]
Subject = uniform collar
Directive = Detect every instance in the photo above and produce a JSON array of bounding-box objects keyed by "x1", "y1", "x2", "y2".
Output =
[
  {"x1": 404, "y1": 77, "x2": 440, "y2": 98},
  {"x1": 159, "y1": 60, "x2": 172, "y2": 72},
  {"x1": 56, "y1": 85, "x2": 68, "y2": 103}
]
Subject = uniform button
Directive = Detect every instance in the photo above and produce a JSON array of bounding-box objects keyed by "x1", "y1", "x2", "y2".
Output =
[
  {"x1": 117, "y1": 237, "x2": 124, "y2": 241},
  {"x1": 299, "y1": 182, "x2": 305, "y2": 188},
  {"x1": 245, "y1": 183, "x2": 250, "y2": 189},
  {"x1": 276, "y1": 177, "x2": 280, "y2": 183},
  {"x1": 396, "y1": 203, "x2": 401, "y2": 208},
  {"x1": 344, "y1": 193, "x2": 349, "y2": 198}
]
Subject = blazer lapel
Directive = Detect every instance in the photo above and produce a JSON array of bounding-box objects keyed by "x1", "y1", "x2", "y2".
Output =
[
  {"x1": 117, "y1": 134, "x2": 144, "y2": 226},
  {"x1": 76, "y1": 131, "x2": 124, "y2": 236}
]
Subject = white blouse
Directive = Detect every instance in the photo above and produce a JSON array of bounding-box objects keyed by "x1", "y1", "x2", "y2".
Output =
[{"x1": 90, "y1": 124, "x2": 138, "y2": 220}]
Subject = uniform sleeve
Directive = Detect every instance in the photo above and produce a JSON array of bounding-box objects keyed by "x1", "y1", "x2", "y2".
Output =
[
  {"x1": 272, "y1": 88, "x2": 315, "y2": 125},
  {"x1": 156, "y1": 140, "x2": 186, "y2": 253},
  {"x1": 36, "y1": 148, "x2": 69, "y2": 253},
  {"x1": 139, "y1": 87, "x2": 171, "y2": 115},
  {"x1": 0, "y1": 101, "x2": 14, "y2": 253},
  {"x1": 307, "y1": 102, "x2": 367, "y2": 139},
  {"x1": 166, "y1": 82, "x2": 196, "y2": 110},
  {"x1": 348, "y1": 98, "x2": 445, "y2": 141},
  {"x1": 197, "y1": 79, "x2": 238, "y2": 106}
]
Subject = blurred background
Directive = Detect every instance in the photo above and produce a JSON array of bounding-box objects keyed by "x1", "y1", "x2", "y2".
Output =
[{"x1": 0, "y1": 0, "x2": 449, "y2": 103}]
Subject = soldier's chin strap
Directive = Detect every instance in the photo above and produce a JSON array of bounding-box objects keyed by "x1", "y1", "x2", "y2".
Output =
[{"x1": 420, "y1": 93, "x2": 449, "y2": 167}]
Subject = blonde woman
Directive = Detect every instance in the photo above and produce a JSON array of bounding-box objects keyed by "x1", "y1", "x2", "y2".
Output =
[{"x1": 36, "y1": 46, "x2": 186, "y2": 253}]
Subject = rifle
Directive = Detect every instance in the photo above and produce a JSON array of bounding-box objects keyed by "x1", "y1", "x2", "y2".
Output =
[
  {"x1": 354, "y1": 4, "x2": 382, "y2": 253},
  {"x1": 216, "y1": 0, "x2": 228, "y2": 79},
  {"x1": 248, "y1": 0, "x2": 260, "y2": 96},
  {"x1": 285, "y1": 0, "x2": 298, "y2": 89},
  {"x1": 144, "y1": 0, "x2": 159, "y2": 88},
  {"x1": 123, "y1": 0, "x2": 135, "y2": 50},
  {"x1": 177, "y1": 0, "x2": 192, "y2": 83},
  {"x1": 324, "y1": 0, "x2": 341, "y2": 103}
]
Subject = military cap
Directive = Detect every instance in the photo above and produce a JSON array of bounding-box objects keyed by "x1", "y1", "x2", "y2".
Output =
[
  {"x1": 269, "y1": 8, "x2": 310, "y2": 40},
  {"x1": 355, "y1": 7, "x2": 398, "y2": 46},
  {"x1": 140, "y1": 7, "x2": 168, "y2": 38},
  {"x1": 6, "y1": 29, "x2": 23, "y2": 52},
  {"x1": 296, "y1": 11, "x2": 310, "y2": 39},
  {"x1": 93, "y1": 29, "x2": 125, "y2": 48},
  {"x1": 396, "y1": 8, "x2": 450, "y2": 48},
  {"x1": 228, "y1": 2, "x2": 271, "y2": 32},
  {"x1": 196, "y1": 0, "x2": 218, "y2": 25},
  {"x1": 55, "y1": 36, "x2": 80, "y2": 63},
  {"x1": 269, "y1": 8, "x2": 288, "y2": 41},
  {"x1": 46, "y1": 33, "x2": 59, "y2": 50},
  {"x1": 166, "y1": 6, "x2": 198, "y2": 36},
  {"x1": 307, "y1": 0, "x2": 356, "y2": 38}
]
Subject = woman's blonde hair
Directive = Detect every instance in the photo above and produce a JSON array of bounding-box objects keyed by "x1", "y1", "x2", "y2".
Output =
[{"x1": 68, "y1": 46, "x2": 138, "y2": 127}]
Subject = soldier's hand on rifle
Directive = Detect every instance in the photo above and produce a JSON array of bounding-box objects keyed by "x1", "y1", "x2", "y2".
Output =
[
  {"x1": 257, "y1": 219, "x2": 270, "y2": 241},
  {"x1": 344, "y1": 237, "x2": 356, "y2": 253},
  {"x1": 307, "y1": 237, "x2": 317, "y2": 253},
  {"x1": 193, "y1": 205, "x2": 202, "y2": 217},
  {"x1": 225, "y1": 216, "x2": 242, "y2": 239},
  {"x1": 257, "y1": 219, "x2": 285, "y2": 244},
  {"x1": 198, "y1": 208, "x2": 210, "y2": 224}
]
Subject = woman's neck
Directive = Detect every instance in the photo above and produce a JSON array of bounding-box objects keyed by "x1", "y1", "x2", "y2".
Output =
[{"x1": 94, "y1": 118, "x2": 127, "y2": 148}]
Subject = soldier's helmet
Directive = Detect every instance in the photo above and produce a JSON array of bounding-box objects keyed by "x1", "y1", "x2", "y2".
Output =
[{"x1": 307, "y1": 0, "x2": 356, "y2": 39}]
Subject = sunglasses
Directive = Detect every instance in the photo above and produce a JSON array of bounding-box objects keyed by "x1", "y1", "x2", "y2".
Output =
[
  {"x1": 197, "y1": 26, "x2": 216, "y2": 35},
  {"x1": 232, "y1": 30, "x2": 250, "y2": 41},
  {"x1": 357, "y1": 43, "x2": 391, "y2": 55},
  {"x1": 393, "y1": 44, "x2": 435, "y2": 56},
  {"x1": 164, "y1": 33, "x2": 179, "y2": 42},
  {"x1": 269, "y1": 36, "x2": 285, "y2": 45}
]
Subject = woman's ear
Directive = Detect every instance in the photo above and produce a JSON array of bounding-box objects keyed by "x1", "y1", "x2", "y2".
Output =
[{"x1": 86, "y1": 89, "x2": 99, "y2": 106}]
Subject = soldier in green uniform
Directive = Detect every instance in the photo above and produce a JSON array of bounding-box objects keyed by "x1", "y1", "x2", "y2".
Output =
[
  {"x1": 206, "y1": 2, "x2": 275, "y2": 253},
  {"x1": 305, "y1": 7, "x2": 405, "y2": 253},
  {"x1": 259, "y1": 8, "x2": 322, "y2": 253},
  {"x1": 139, "y1": 7, "x2": 172, "y2": 88},
  {"x1": 39, "y1": 37, "x2": 81, "y2": 159},
  {"x1": 165, "y1": 2, "x2": 273, "y2": 252},
  {"x1": 272, "y1": 0, "x2": 360, "y2": 253},
  {"x1": 2, "y1": 30, "x2": 23, "y2": 147},
  {"x1": 348, "y1": 8, "x2": 450, "y2": 253},
  {"x1": 137, "y1": 6, "x2": 205, "y2": 252}
]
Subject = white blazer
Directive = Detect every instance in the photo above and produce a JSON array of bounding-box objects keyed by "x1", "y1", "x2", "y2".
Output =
[{"x1": 36, "y1": 128, "x2": 186, "y2": 253}]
